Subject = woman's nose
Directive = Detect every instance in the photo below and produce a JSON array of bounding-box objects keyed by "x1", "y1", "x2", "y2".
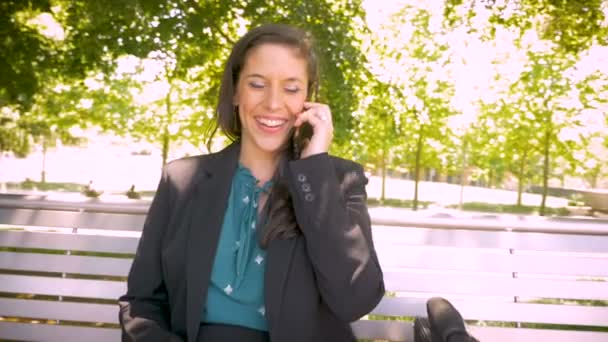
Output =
[{"x1": 264, "y1": 87, "x2": 282, "y2": 111}]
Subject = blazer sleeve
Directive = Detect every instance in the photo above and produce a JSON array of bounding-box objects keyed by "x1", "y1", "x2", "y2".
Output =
[
  {"x1": 118, "y1": 167, "x2": 183, "y2": 342},
  {"x1": 287, "y1": 153, "x2": 385, "y2": 322}
]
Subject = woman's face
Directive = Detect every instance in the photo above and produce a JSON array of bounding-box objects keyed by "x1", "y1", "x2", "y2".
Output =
[{"x1": 234, "y1": 43, "x2": 309, "y2": 157}]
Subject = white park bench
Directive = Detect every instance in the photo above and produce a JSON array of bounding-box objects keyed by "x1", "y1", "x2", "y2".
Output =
[{"x1": 1, "y1": 193, "x2": 607, "y2": 341}]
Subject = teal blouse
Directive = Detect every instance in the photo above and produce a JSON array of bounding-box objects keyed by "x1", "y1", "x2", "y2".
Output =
[{"x1": 202, "y1": 163, "x2": 272, "y2": 331}]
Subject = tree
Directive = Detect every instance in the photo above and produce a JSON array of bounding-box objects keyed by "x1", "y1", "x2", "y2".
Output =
[
  {"x1": 374, "y1": 5, "x2": 456, "y2": 210},
  {"x1": 355, "y1": 81, "x2": 401, "y2": 201},
  {"x1": 2, "y1": 0, "x2": 371, "y2": 161},
  {"x1": 443, "y1": 0, "x2": 608, "y2": 54}
]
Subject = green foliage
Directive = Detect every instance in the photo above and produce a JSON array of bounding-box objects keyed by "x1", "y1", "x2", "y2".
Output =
[
  {"x1": 368, "y1": 4, "x2": 457, "y2": 208},
  {"x1": 444, "y1": 0, "x2": 608, "y2": 54},
  {"x1": 0, "y1": 0, "x2": 58, "y2": 110},
  {"x1": 1, "y1": 0, "x2": 370, "y2": 161}
]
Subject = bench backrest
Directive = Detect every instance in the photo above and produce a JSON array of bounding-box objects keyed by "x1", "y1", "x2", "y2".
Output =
[{"x1": 1, "y1": 194, "x2": 608, "y2": 342}]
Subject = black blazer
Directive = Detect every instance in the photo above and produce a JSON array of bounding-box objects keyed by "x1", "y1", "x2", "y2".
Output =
[{"x1": 118, "y1": 143, "x2": 385, "y2": 342}]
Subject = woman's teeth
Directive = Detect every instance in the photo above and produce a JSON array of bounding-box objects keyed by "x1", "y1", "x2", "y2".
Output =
[{"x1": 256, "y1": 117, "x2": 286, "y2": 127}]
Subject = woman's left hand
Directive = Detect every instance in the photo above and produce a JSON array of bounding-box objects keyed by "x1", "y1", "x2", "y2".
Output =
[{"x1": 294, "y1": 102, "x2": 334, "y2": 159}]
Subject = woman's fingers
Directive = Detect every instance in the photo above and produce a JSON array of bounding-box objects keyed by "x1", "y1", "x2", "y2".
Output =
[
  {"x1": 295, "y1": 103, "x2": 332, "y2": 127},
  {"x1": 294, "y1": 102, "x2": 334, "y2": 159}
]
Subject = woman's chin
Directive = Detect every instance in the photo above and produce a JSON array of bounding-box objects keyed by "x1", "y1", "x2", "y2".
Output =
[{"x1": 253, "y1": 137, "x2": 290, "y2": 156}]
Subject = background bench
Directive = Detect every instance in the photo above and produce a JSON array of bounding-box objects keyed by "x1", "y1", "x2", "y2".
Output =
[{"x1": 1, "y1": 193, "x2": 607, "y2": 341}]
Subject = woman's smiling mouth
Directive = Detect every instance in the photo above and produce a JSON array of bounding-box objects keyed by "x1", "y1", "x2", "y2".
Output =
[{"x1": 255, "y1": 116, "x2": 288, "y2": 132}]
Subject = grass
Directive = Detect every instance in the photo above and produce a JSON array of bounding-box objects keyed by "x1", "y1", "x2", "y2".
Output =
[
  {"x1": 367, "y1": 198, "x2": 433, "y2": 209},
  {"x1": 6, "y1": 181, "x2": 577, "y2": 217},
  {"x1": 7, "y1": 180, "x2": 85, "y2": 192},
  {"x1": 6, "y1": 180, "x2": 154, "y2": 198},
  {"x1": 447, "y1": 202, "x2": 570, "y2": 216},
  {"x1": 0, "y1": 246, "x2": 134, "y2": 259}
]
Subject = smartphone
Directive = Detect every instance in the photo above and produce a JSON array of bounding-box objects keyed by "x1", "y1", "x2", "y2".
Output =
[{"x1": 292, "y1": 121, "x2": 313, "y2": 159}]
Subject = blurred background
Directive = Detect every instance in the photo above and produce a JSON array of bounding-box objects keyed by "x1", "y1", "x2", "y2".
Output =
[{"x1": 1, "y1": 0, "x2": 607, "y2": 217}]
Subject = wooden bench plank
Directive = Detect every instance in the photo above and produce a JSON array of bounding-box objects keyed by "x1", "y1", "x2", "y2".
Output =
[
  {"x1": 0, "y1": 274, "x2": 126, "y2": 300},
  {"x1": 467, "y1": 326, "x2": 608, "y2": 342},
  {"x1": 0, "y1": 208, "x2": 82, "y2": 229},
  {"x1": 384, "y1": 271, "x2": 608, "y2": 300},
  {"x1": 351, "y1": 319, "x2": 413, "y2": 341},
  {"x1": 0, "y1": 298, "x2": 118, "y2": 324},
  {"x1": 0, "y1": 322, "x2": 121, "y2": 342},
  {"x1": 0, "y1": 252, "x2": 132, "y2": 277},
  {"x1": 373, "y1": 226, "x2": 608, "y2": 253},
  {"x1": 377, "y1": 246, "x2": 608, "y2": 277},
  {"x1": 76, "y1": 212, "x2": 145, "y2": 231},
  {"x1": 371, "y1": 297, "x2": 608, "y2": 326},
  {"x1": 373, "y1": 215, "x2": 608, "y2": 235},
  {"x1": 0, "y1": 230, "x2": 139, "y2": 254},
  {"x1": 0, "y1": 195, "x2": 148, "y2": 214}
]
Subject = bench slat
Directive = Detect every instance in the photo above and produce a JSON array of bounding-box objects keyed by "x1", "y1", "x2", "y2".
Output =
[
  {"x1": 0, "y1": 274, "x2": 126, "y2": 299},
  {"x1": 350, "y1": 319, "x2": 412, "y2": 341},
  {"x1": 0, "y1": 208, "x2": 82, "y2": 229},
  {"x1": 468, "y1": 325, "x2": 608, "y2": 342},
  {"x1": 372, "y1": 297, "x2": 608, "y2": 326},
  {"x1": 0, "y1": 230, "x2": 139, "y2": 254},
  {"x1": 373, "y1": 226, "x2": 608, "y2": 253},
  {"x1": 0, "y1": 322, "x2": 120, "y2": 342},
  {"x1": 377, "y1": 247, "x2": 608, "y2": 277},
  {"x1": 77, "y1": 212, "x2": 145, "y2": 231},
  {"x1": 1, "y1": 320, "x2": 606, "y2": 342},
  {"x1": 0, "y1": 252, "x2": 132, "y2": 277},
  {"x1": 0, "y1": 298, "x2": 118, "y2": 324},
  {"x1": 384, "y1": 271, "x2": 608, "y2": 300}
]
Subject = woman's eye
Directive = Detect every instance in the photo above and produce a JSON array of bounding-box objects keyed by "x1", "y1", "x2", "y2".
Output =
[
  {"x1": 249, "y1": 82, "x2": 264, "y2": 89},
  {"x1": 285, "y1": 87, "x2": 300, "y2": 93}
]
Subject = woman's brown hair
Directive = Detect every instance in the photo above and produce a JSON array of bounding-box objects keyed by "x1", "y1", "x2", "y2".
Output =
[
  {"x1": 214, "y1": 23, "x2": 319, "y2": 141},
  {"x1": 211, "y1": 23, "x2": 320, "y2": 248}
]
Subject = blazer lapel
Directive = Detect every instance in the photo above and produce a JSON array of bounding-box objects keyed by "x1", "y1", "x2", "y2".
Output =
[{"x1": 185, "y1": 143, "x2": 240, "y2": 342}]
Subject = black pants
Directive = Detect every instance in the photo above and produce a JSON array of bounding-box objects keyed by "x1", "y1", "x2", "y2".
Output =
[{"x1": 196, "y1": 323, "x2": 270, "y2": 342}]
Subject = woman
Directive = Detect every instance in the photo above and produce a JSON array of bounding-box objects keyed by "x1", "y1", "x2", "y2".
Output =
[{"x1": 119, "y1": 23, "x2": 384, "y2": 342}]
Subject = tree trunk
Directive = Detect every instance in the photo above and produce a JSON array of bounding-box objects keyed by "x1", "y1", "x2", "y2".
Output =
[
  {"x1": 380, "y1": 145, "x2": 387, "y2": 202},
  {"x1": 0, "y1": 153, "x2": 6, "y2": 193},
  {"x1": 539, "y1": 125, "x2": 551, "y2": 216},
  {"x1": 413, "y1": 128, "x2": 424, "y2": 211},
  {"x1": 459, "y1": 139, "x2": 466, "y2": 210},
  {"x1": 516, "y1": 150, "x2": 527, "y2": 207},
  {"x1": 161, "y1": 130, "x2": 170, "y2": 167},
  {"x1": 589, "y1": 167, "x2": 599, "y2": 188},
  {"x1": 161, "y1": 85, "x2": 173, "y2": 167},
  {"x1": 41, "y1": 137, "x2": 47, "y2": 184}
]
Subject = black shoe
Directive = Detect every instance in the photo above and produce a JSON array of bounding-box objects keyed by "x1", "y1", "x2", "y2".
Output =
[
  {"x1": 414, "y1": 317, "x2": 440, "y2": 342},
  {"x1": 426, "y1": 297, "x2": 475, "y2": 342}
]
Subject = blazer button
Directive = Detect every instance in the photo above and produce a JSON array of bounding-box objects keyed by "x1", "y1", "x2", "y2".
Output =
[
  {"x1": 305, "y1": 193, "x2": 315, "y2": 202},
  {"x1": 297, "y1": 174, "x2": 307, "y2": 182},
  {"x1": 302, "y1": 183, "x2": 311, "y2": 192}
]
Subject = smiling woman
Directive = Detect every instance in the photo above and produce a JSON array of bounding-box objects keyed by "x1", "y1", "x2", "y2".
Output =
[
  {"x1": 118, "y1": 23, "x2": 385, "y2": 342},
  {"x1": 235, "y1": 43, "x2": 309, "y2": 166}
]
